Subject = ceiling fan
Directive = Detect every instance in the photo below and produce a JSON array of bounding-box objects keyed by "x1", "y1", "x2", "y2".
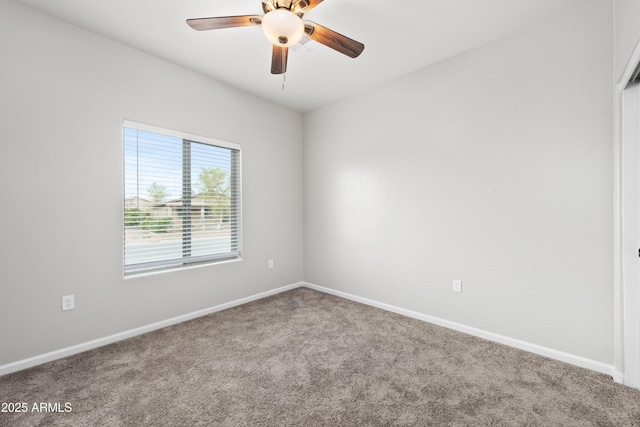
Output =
[{"x1": 187, "y1": 0, "x2": 365, "y2": 74}]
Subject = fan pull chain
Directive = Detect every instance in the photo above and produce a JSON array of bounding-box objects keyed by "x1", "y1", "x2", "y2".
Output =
[{"x1": 282, "y1": 73, "x2": 286, "y2": 91}]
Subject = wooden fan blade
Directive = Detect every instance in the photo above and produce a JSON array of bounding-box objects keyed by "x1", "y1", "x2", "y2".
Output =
[
  {"x1": 295, "y1": 0, "x2": 324, "y2": 12},
  {"x1": 271, "y1": 45, "x2": 288, "y2": 74},
  {"x1": 304, "y1": 22, "x2": 364, "y2": 58},
  {"x1": 186, "y1": 15, "x2": 262, "y2": 31}
]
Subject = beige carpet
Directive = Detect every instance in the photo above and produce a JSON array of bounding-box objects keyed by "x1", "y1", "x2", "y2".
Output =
[{"x1": 1, "y1": 287, "x2": 639, "y2": 426}]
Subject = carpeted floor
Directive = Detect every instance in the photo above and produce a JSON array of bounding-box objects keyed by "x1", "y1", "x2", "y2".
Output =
[{"x1": 1, "y1": 287, "x2": 640, "y2": 426}]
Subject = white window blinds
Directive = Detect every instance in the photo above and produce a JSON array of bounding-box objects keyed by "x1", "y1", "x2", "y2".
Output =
[{"x1": 123, "y1": 121, "x2": 241, "y2": 274}]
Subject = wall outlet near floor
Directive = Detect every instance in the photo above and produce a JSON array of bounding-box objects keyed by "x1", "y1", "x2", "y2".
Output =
[
  {"x1": 268, "y1": 259, "x2": 274, "y2": 269},
  {"x1": 62, "y1": 295, "x2": 75, "y2": 311},
  {"x1": 452, "y1": 280, "x2": 462, "y2": 293}
]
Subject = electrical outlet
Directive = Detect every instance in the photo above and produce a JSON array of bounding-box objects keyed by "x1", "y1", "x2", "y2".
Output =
[
  {"x1": 62, "y1": 295, "x2": 74, "y2": 311},
  {"x1": 452, "y1": 280, "x2": 462, "y2": 293},
  {"x1": 268, "y1": 259, "x2": 274, "y2": 269}
]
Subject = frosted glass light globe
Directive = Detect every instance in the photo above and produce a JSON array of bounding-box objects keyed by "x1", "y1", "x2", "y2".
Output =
[{"x1": 261, "y1": 9, "x2": 304, "y2": 47}]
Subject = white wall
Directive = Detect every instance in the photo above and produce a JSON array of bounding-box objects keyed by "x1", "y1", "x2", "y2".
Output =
[
  {"x1": 615, "y1": 0, "x2": 640, "y2": 82},
  {"x1": 0, "y1": 0, "x2": 303, "y2": 366},
  {"x1": 304, "y1": 0, "x2": 614, "y2": 364}
]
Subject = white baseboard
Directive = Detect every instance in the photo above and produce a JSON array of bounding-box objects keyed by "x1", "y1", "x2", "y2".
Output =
[
  {"x1": 303, "y1": 282, "x2": 618, "y2": 379},
  {"x1": 0, "y1": 282, "x2": 304, "y2": 377},
  {"x1": 612, "y1": 369, "x2": 625, "y2": 384},
  {"x1": 1, "y1": 281, "x2": 618, "y2": 381}
]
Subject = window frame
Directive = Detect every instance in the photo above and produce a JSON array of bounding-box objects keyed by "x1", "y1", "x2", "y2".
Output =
[{"x1": 122, "y1": 120, "x2": 242, "y2": 276}]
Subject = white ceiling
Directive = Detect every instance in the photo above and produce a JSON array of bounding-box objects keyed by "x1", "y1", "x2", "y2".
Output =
[{"x1": 12, "y1": 0, "x2": 591, "y2": 113}]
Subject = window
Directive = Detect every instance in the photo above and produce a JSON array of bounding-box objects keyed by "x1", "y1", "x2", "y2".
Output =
[{"x1": 123, "y1": 121, "x2": 241, "y2": 275}]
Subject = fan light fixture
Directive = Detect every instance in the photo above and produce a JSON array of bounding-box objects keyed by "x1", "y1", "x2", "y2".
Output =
[
  {"x1": 261, "y1": 9, "x2": 304, "y2": 47},
  {"x1": 186, "y1": 0, "x2": 365, "y2": 75}
]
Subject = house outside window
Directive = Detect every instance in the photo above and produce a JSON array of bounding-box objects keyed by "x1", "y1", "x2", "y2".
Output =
[{"x1": 123, "y1": 121, "x2": 241, "y2": 275}]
